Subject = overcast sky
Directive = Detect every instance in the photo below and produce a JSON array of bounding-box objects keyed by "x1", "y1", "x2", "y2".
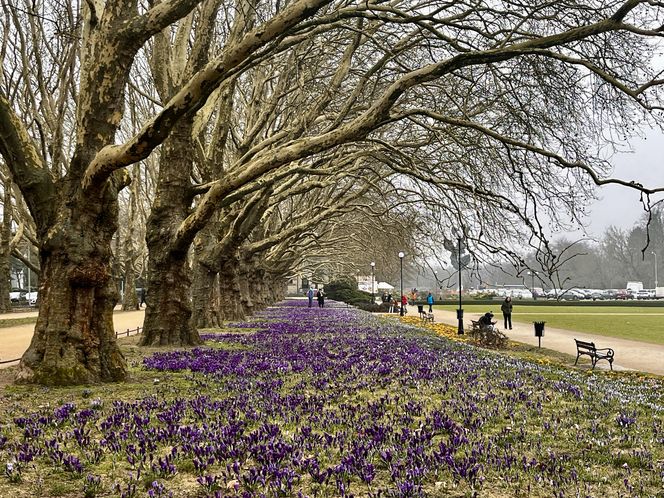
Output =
[{"x1": 564, "y1": 127, "x2": 664, "y2": 239}]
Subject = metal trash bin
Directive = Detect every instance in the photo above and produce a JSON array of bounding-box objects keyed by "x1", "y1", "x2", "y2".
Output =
[{"x1": 533, "y1": 321, "x2": 545, "y2": 347}]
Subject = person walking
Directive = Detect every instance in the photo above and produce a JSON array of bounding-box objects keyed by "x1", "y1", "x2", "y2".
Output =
[
  {"x1": 317, "y1": 288, "x2": 325, "y2": 308},
  {"x1": 501, "y1": 296, "x2": 513, "y2": 330},
  {"x1": 426, "y1": 292, "x2": 434, "y2": 313},
  {"x1": 401, "y1": 294, "x2": 408, "y2": 314},
  {"x1": 307, "y1": 287, "x2": 315, "y2": 308}
]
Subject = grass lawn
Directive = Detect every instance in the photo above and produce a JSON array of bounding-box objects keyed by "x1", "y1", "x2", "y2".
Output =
[
  {"x1": 0, "y1": 302, "x2": 662, "y2": 497},
  {"x1": 0, "y1": 317, "x2": 38, "y2": 329},
  {"x1": 436, "y1": 304, "x2": 664, "y2": 344}
]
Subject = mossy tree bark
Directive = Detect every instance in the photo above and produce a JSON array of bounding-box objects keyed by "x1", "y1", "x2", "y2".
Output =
[
  {"x1": 191, "y1": 226, "x2": 222, "y2": 329},
  {"x1": 17, "y1": 174, "x2": 130, "y2": 385},
  {"x1": 191, "y1": 260, "x2": 221, "y2": 329},
  {"x1": 217, "y1": 253, "x2": 246, "y2": 322},
  {"x1": 140, "y1": 118, "x2": 202, "y2": 347}
]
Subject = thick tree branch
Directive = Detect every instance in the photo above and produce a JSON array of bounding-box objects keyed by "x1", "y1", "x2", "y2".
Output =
[{"x1": 83, "y1": 0, "x2": 335, "y2": 191}]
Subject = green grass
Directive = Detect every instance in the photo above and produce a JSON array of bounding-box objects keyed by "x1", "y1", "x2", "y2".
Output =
[
  {"x1": 436, "y1": 304, "x2": 664, "y2": 344},
  {"x1": 0, "y1": 317, "x2": 38, "y2": 329}
]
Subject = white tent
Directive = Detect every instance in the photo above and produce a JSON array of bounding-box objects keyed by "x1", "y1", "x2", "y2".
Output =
[{"x1": 376, "y1": 282, "x2": 394, "y2": 290}]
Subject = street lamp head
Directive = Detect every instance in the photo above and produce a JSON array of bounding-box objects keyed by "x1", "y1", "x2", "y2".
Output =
[
  {"x1": 398, "y1": 252, "x2": 405, "y2": 259},
  {"x1": 370, "y1": 261, "x2": 375, "y2": 268}
]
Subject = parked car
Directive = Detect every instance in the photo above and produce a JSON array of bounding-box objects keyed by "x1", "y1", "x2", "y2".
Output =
[
  {"x1": 558, "y1": 289, "x2": 585, "y2": 300},
  {"x1": 603, "y1": 289, "x2": 618, "y2": 299},
  {"x1": 9, "y1": 288, "x2": 27, "y2": 303},
  {"x1": 545, "y1": 289, "x2": 561, "y2": 299},
  {"x1": 590, "y1": 291, "x2": 604, "y2": 300},
  {"x1": 636, "y1": 290, "x2": 651, "y2": 300},
  {"x1": 615, "y1": 289, "x2": 630, "y2": 300}
]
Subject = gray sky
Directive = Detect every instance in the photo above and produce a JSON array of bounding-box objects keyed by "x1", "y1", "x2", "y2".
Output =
[{"x1": 570, "y1": 127, "x2": 664, "y2": 238}]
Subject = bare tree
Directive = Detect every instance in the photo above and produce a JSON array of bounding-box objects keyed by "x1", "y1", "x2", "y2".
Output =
[
  {"x1": 0, "y1": 0, "x2": 208, "y2": 384},
  {"x1": 1, "y1": 0, "x2": 663, "y2": 384}
]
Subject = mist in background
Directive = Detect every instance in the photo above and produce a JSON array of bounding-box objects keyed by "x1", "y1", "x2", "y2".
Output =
[{"x1": 581, "y1": 127, "x2": 664, "y2": 238}]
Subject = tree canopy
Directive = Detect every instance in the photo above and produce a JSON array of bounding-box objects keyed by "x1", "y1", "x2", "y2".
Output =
[{"x1": 1, "y1": 0, "x2": 664, "y2": 383}]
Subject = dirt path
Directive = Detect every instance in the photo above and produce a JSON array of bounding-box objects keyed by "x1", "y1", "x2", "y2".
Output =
[
  {"x1": 0, "y1": 308, "x2": 145, "y2": 368},
  {"x1": 428, "y1": 308, "x2": 664, "y2": 376}
]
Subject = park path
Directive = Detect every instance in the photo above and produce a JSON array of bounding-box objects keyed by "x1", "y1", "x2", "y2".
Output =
[
  {"x1": 428, "y1": 308, "x2": 664, "y2": 376},
  {"x1": 0, "y1": 307, "x2": 145, "y2": 368}
]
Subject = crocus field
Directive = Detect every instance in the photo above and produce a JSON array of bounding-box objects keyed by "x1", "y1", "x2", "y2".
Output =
[{"x1": 0, "y1": 301, "x2": 662, "y2": 497}]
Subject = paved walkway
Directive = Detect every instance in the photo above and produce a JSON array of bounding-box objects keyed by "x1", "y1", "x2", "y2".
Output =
[
  {"x1": 0, "y1": 308, "x2": 145, "y2": 368},
  {"x1": 428, "y1": 308, "x2": 664, "y2": 376}
]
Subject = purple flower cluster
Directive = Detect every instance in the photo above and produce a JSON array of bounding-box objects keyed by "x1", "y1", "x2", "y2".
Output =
[{"x1": 0, "y1": 300, "x2": 662, "y2": 496}]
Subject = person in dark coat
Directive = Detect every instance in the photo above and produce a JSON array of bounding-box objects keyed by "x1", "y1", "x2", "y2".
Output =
[
  {"x1": 317, "y1": 289, "x2": 325, "y2": 308},
  {"x1": 478, "y1": 312, "x2": 495, "y2": 331},
  {"x1": 501, "y1": 297, "x2": 513, "y2": 330}
]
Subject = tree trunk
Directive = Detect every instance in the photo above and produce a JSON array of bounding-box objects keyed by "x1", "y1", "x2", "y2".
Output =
[
  {"x1": 190, "y1": 224, "x2": 222, "y2": 329},
  {"x1": 139, "y1": 118, "x2": 201, "y2": 347},
  {"x1": 140, "y1": 249, "x2": 200, "y2": 346},
  {"x1": 218, "y1": 256, "x2": 245, "y2": 322},
  {"x1": 237, "y1": 255, "x2": 258, "y2": 315},
  {"x1": 0, "y1": 179, "x2": 13, "y2": 313},
  {"x1": 191, "y1": 259, "x2": 220, "y2": 329},
  {"x1": 17, "y1": 185, "x2": 128, "y2": 385},
  {"x1": 121, "y1": 165, "x2": 141, "y2": 311}
]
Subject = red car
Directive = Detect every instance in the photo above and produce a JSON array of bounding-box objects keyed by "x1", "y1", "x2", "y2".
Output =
[{"x1": 615, "y1": 290, "x2": 630, "y2": 300}]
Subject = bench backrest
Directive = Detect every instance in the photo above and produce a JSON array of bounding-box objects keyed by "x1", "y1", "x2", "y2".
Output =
[{"x1": 575, "y1": 339, "x2": 596, "y2": 350}]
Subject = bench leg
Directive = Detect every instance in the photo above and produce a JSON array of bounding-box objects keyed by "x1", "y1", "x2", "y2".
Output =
[{"x1": 574, "y1": 354, "x2": 580, "y2": 366}]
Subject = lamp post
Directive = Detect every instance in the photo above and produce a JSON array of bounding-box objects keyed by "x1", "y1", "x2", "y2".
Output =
[
  {"x1": 399, "y1": 252, "x2": 405, "y2": 316},
  {"x1": 370, "y1": 261, "x2": 375, "y2": 304},
  {"x1": 457, "y1": 237, "x2": 464, "y2": 335},
  {"x1": 652, "y1": 251, "x2": 658, "y2": 289},
  {"x1": 27, "y1": 247, "x2": 31, "y2": 298}
]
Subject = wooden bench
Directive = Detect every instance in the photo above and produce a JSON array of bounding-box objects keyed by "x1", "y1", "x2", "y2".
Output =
[
  {"x1": 417, "y1": 305, "x2": 434, "y2": 324},
  {"x1": 574, "y1": 339, "x2": 614, "y2": 370}
]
